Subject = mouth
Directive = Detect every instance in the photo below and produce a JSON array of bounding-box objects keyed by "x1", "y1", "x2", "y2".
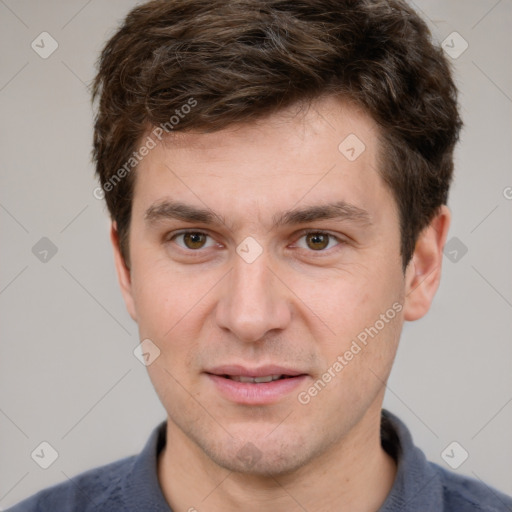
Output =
[
  {"x1": 204, "y1": 365, "x2": 308, "y2": 404},
  {"x1": 221, "y1": 374, "x2": 297, "y2": 383}
]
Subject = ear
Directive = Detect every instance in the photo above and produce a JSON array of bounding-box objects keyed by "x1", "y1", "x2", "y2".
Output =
[
  {"x1": 403, "y1": 205, "x2": 451, "y2": 321},
  {"x1": 110, "y1": 221, "x2": 137, "y2": 322}
]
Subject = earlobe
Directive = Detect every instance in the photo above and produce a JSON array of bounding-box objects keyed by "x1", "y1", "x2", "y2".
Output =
[
  {"x1": 110, "y1": 222, "x2": 137, "y2": 322},
  {"x1": 403, "y1": 206, "x2": 451, "y2": 321}
]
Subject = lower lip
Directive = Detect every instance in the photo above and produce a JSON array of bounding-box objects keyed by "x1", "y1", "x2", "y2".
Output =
[{"x1": 206, "y1": 374, "x2": 308, "y2": 405}]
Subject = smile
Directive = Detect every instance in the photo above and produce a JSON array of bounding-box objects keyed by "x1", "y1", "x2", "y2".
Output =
[
  {"x1": 225, "y1": 374, "x2": 291, "y2": 383},
  {"x1": 205, "y1": 365, "x2": 309, "y2": 405}
]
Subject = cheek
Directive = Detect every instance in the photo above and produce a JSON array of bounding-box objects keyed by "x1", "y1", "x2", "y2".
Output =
[
  {"x1": 130, "y1": 262, "x2": 210, "y2": 372},
  {"x1": 130, "y1": 258, "x2": 197, "y2": 335},
  {"x1": 294, "y1": 262, "x2": 404, "y2": 394},
  {"x1": 295, "y1": 267, "x2": 396, "y2": 334}
]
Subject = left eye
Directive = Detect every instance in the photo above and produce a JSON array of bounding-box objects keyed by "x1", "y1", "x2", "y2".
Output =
[
  {"x1": 171, "y1": 231, "x2": 217, "y2": 250},
  {"x1": 294, "y1": 232, "x2": 341, "y2": 251}
]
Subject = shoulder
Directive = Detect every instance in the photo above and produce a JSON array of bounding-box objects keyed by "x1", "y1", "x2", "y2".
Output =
[
  {"x1": 432, "y1": 462, "x2": 512, "y2": 512},
  {"x1": 380, "y1": 410, "x2": 512, "y2": 512},
  {"x1": 6, "y1": 455, "x2": 137, "y2": 512}
]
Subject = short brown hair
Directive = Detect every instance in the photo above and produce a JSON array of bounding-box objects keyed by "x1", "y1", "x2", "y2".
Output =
[{"x1": 92, "y1": 0, "x2": 462, "y2": 270}]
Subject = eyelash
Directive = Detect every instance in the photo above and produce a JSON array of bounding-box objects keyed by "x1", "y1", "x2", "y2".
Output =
[{"x1": 167, "y1": 229, "x2": 345, "y2": 255}]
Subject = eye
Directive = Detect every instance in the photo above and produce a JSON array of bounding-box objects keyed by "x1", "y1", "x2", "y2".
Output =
[
  {"x1": 170, "y1": 231, "x2": 217, "y2": 250},
  {"x1": 294, "y1": 231, "x2": 342, "y2": 252}
]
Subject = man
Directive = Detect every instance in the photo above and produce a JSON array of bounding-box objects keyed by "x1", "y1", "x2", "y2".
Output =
[{"x1": 8, "y1": 0, "x2": 512, "y2": 511}]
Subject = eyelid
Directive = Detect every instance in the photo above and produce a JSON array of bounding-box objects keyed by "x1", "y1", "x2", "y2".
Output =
[
  {"x1": 167, "y1": 229, "x2": 219, "y2": 250},
  {"x1": 165, "y1": 228, "x2": 346, "y2": 253},
  {"x1": 291, "y1": 229, "x2": 345, "y2": 251}
]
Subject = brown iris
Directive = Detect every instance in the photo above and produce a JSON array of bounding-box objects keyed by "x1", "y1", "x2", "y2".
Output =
[
  {"x1": 305, "y1": 232, "x2": 329, "y2": 250},
  {"x1": 183, "y1": 232, "x2": 207, "y2": 249}
]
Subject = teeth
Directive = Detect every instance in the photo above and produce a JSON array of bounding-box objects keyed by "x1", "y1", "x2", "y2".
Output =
[{"x1": 229, "y1": 374, "x2": 283, "y2": 383}]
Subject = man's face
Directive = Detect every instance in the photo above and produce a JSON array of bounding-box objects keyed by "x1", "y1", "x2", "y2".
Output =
[{"x1": 118, "y1": 97, "x2": 410, "y2": 475}]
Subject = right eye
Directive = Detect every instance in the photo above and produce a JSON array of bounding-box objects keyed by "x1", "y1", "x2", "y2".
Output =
[{"x1": 169, "y1": 231, "x2": 217, "y2": 251}]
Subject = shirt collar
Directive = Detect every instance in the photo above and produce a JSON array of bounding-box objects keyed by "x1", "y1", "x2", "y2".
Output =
[
  {"x1": 123, "y1": 409, "x2": 443, "y2": 511},
  {"x1": 123, "y1": 420, "x2": 171, "y2": 511},
  {"x1": 378, "y1": 409, "x2": 443, "y2": 511}
]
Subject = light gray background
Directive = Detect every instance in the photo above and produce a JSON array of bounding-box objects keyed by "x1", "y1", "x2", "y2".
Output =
[{"x1": 1, "y1": 0, "x2": 511, "y2": 508}]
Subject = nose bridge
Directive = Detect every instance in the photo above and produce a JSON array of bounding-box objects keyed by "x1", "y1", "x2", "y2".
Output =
[
  {"x1": 215, "y1": 248, "x2": 290, "y2": 342},
  {"x1": 232, "y1": 253, "x2": 271, "y2": 306}
]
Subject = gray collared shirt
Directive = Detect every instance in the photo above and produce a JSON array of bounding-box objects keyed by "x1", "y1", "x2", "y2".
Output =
[{"x1": 7, "y1": 409, "x2": 512, "y2": 511}]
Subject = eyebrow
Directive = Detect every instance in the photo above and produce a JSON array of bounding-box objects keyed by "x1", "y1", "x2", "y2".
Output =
[
  {"x1": 144, "y1": 199, "x2": 372, "y2": 229},
  {"x1": 273, "y1": 201, "x2": 371, "y2": 227}
]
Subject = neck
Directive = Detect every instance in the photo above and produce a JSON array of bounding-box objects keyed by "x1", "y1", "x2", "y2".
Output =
[{"x1": 158, "y1": 405, "x2": 396, "y2": 512}]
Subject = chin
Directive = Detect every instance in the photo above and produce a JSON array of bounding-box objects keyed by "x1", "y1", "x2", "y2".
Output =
[
  {"x1": 211, "y1": 446, "x2": 311, "y2": 477},
  {"x1": 197, "y1": 428, "x2": 318, "y2": 477}
]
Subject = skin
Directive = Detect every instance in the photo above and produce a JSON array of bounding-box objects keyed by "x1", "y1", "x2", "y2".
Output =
[{"x1": 111, "y1": 96, "x2": 450, "y2": 512}]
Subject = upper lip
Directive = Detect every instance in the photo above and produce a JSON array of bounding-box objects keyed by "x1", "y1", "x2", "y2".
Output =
[{"x1": 205, "y1": 364, "x2": 307, "y2": 378}]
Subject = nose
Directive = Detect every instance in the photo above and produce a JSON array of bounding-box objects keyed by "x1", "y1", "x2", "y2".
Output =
[{"x1": 215, "y1": 251, "x2": 291, "y2": 343}]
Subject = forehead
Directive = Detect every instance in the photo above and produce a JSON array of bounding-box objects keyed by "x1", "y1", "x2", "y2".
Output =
[
  {"x1": 132, "y1": 96, "x2": 396, "y2": 229},
  {"x1": 155, "y1": 97, "x2": 379, "y2": 168}
]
